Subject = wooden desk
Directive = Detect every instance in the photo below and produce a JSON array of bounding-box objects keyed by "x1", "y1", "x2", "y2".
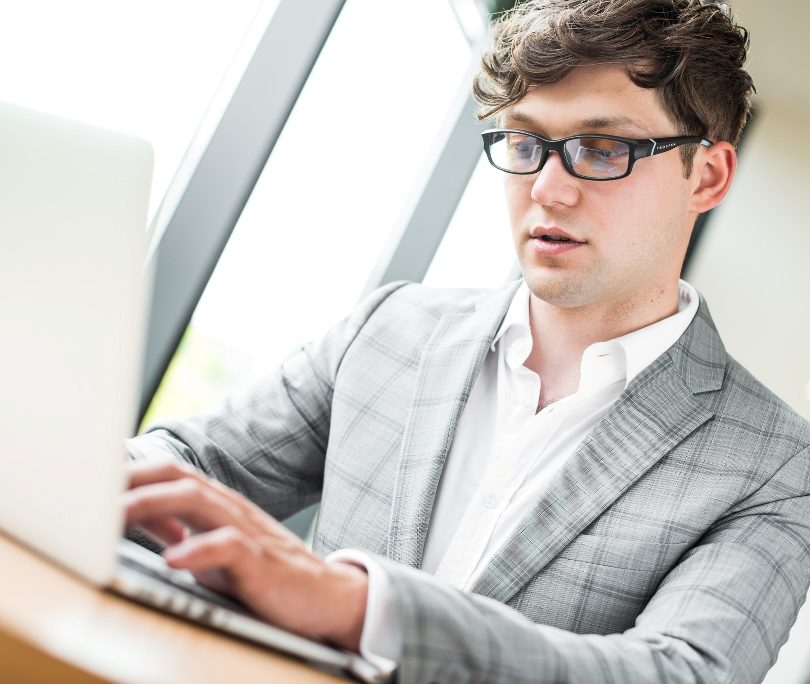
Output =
[{"x1": 0, "y1": 532, "x2": 346, "y2": 684}]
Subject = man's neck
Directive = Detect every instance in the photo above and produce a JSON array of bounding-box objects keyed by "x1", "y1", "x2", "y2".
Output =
[{"x1": 524, "y1": 285, "x2": 681, "y2": 410}]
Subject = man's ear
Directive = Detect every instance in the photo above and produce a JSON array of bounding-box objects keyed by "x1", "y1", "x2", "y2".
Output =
[{"x1": 689, "y1": 141, "x2": 737, "y2": 214}]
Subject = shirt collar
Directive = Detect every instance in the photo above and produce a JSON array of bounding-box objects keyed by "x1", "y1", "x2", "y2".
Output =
[
  {"x1": 491, "y1": 279, "x2": 700, "y2": 388},
  {"x1": 492, "y1": 281, "x2": 531, "y2": 350},
  {"x1": 610, "y1": 279, "x2": 699, "y2": 386},
  {"x1": 491, "y1": 281, "x2": 532, "y2": 369}
]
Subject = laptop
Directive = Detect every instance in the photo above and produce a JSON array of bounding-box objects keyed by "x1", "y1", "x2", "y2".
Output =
[{"x1": 0, "y1": 100, "x2": 384, "y2": 683}]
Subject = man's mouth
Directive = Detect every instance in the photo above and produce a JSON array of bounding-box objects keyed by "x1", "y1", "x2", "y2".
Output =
[
  {"x1": 539, "y1": 234, "x2": 575, "y2": 243},
  {"x1": 529, "y1": 227, "x2": 585, "y2": 244},
  {"x1": 527, "y1": 226, "x2": 586, "y2": 255}
]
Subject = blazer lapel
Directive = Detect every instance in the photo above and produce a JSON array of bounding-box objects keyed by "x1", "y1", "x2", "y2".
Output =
[
  {"x1": 387, "y1": 282, "x2": 520, "y2": 567},
  {"x1": 470, "y1": 296, "x2": 726, "y2": 604}
]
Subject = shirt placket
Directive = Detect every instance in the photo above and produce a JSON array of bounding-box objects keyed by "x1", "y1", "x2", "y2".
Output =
[{"x1": 435, "y1": 333, "x2": 563, "y2": 589}]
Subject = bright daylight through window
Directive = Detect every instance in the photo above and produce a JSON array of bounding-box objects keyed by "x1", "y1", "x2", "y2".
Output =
[
  {"x1": 143, "y1": 0, "x2": 471, "y2": 425},
  {"x1": 0, "y1": 0, "x2": 273, "y2": 222}
]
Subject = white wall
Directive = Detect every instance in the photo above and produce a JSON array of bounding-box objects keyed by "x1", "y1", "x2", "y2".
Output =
[
  {"x1": 687, "y1": 103, "x2": 810, "y2": 684},
  {"x1": 688, "y1": 104, "x2": 810, "y2": 421}
]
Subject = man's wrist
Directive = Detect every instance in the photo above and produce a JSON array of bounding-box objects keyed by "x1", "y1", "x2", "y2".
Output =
[
  {"x1": 321, "y1": 561, "x2": 369, "y2": 651},
  {"x1": 324, "y1": 550, "x2": 402, "y2": 672}
]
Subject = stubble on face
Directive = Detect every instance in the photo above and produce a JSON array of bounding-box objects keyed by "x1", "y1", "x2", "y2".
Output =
[
  {"x1": 502, "y1": 65, "x2": 696, "y2": 327},
  {"x1": 515, "y1": 201, "x2": 689, "y2": 316}
]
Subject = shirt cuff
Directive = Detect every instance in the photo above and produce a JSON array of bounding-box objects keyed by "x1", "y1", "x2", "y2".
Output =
[{"x1": 325, "y1": 549, "x2": 401, "y2": 677}]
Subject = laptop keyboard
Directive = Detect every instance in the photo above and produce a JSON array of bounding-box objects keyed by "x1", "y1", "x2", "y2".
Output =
[
  {"x1": 114, "y1": 539, "x2": 384, "y2": 682},
  {"x1": 116, "y1": 538, "x2": 250, "y2": 614}
]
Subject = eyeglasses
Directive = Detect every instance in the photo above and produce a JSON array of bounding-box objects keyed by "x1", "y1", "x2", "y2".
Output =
[{"x1": 481, "y1": 128, "x2": 713, "y2": 181}]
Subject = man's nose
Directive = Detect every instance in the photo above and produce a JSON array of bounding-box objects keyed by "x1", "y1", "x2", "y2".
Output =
[{"x1": 530, "y1": 151, "x2": 580, "y2": 207}]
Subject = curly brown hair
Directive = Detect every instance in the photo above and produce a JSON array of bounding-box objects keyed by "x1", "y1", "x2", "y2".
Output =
[{"x1": 473, "y1": 0, "x2": 755, "y2": 170}]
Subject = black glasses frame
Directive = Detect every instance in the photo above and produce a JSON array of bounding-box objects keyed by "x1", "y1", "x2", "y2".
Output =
[{"x1": 481, "y1": 128, "x2": 714, "y2": 181}]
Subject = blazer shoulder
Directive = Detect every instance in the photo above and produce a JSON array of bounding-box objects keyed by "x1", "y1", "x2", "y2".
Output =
[
  {"x1": 376, "y1": 280, "x2": 507, "y2": 311},
  {"x1": 711, "y1": 353, "x2": 810, "y2": 459},
  {"x1": 336, "y1": 281, "x2": 516, "y2": 375},
  {"x1": 360, "y1": 280, "x2": 513, "y2": 328}
]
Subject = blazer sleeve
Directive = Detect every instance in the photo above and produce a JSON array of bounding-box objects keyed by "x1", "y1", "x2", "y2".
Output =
[
  {"x1": 126, "y1": 280, "x2": 409, "y2": 522},
  {"x1": 375, "y1": 445, "x2": 810, "y2": 684}
]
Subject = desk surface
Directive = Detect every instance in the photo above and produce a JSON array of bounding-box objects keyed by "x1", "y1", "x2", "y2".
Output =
[{"x1": 0, "y1": 531, "x2": 347, "y2": 684}]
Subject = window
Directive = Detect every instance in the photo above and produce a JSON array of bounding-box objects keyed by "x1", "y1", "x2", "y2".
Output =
[
  {"x1": 0, "y1": 0, "x2": 274, "y2": 221},
  {"x1": 424, "y1": 151, "x2": 516, "y2": 288},
  {"x1": 143, "y1": 0, "x2": 471, "y2": 424}
]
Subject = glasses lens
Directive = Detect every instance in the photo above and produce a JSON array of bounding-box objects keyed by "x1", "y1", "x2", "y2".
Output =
[
  {"x1": 565, "y1": 137, "x2": 630, "y2": 179},
  {"x1": 486, "y1": 131, "x2": 544, "y2": 173}
]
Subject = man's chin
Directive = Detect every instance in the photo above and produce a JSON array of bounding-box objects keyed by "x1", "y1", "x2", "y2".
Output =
[{"x1": 522, "y1": 272, "x2": 595, "y2": 310}]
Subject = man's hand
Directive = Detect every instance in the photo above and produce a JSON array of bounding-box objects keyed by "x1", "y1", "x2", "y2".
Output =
[{"x1": 123, "y1": 460, "x2": 368, "y2": 651}]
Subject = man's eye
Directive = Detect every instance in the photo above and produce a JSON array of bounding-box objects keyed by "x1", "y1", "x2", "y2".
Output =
[
  {"x1": 580, "y1": 146, "x2": 626, "y2": 159},
  {"x1": 508, "y1": 137, "x2": 541, "y2": 159}
]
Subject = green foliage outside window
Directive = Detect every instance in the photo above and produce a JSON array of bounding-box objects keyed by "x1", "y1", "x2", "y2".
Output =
[{"x1": 139, "y1": 325, "x2": 252, "y2": 431}]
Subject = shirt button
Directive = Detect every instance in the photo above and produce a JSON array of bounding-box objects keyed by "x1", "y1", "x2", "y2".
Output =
[{"x1": 482, "y1": 494, "x2": 498, "y2": 510}]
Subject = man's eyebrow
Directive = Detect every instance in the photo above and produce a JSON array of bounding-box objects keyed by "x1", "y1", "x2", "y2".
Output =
[
  {"x1": 502, "y1": 110, "x2": 649, "y2": 135},
  {"x1": 574, "y1": 115, "x2": 649, "y2": 134},
  {"x1": 500, "y1": 110, "x2": 542, "y2": 128}
]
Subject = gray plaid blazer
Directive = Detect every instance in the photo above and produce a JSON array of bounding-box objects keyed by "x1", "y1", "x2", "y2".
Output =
[{"x1": 133, "y1": 280, "x2": 810, "y2": 684}]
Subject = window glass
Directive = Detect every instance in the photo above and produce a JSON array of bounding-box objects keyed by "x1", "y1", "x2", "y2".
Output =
[
  {"x1": 423, "y1": 151, "x2": 516, "y2": 289},
  {"x1": 0, "y1": 0, "x2": 273, "y2": 221},
  {"x1": 143, "y1": 0, "x2": 471, "y2": 425}
]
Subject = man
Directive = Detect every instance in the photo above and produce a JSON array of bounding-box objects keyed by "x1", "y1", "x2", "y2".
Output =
[{"x1": 125, "y1": 1, "x2": 810, "y2": 682}]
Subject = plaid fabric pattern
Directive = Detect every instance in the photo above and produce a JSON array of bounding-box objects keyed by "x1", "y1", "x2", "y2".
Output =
[{"x1": 136, "y1": 280, "x2": 810, "y2": 684}]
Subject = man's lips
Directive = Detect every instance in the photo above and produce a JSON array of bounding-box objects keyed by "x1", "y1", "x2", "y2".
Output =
[
  {"x1": 528, "y1": 226, "x2": 585, "y2": 243},
  {"x1": 527, "y1": 226, "x2": 586, "y2": 256}
]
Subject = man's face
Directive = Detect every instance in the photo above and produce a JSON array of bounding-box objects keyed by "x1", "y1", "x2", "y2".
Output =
[{"x1": 502, "y1": 64, "x2": 698, "y2": 313}]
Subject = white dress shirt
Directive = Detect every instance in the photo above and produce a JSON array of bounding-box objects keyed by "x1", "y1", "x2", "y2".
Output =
[{"x1": 330, "y1": 279, "x2": 699, "y2": 672}]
